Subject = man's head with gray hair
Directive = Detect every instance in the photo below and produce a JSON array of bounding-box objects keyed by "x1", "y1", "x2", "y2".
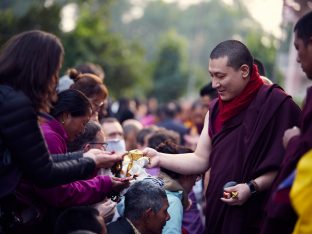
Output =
[{"x1": 124, "y1": 179, "x2": 170, "y2": 234}]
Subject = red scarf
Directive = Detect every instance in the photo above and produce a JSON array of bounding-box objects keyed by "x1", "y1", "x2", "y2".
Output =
[{"x1": 214, "y1": 64, "x2": 264, "y2": 133}]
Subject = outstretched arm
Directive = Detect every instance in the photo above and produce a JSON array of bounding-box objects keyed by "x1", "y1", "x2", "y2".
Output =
[{"x1": 144, "y1": 112, "x2": 211, "y2": 175}]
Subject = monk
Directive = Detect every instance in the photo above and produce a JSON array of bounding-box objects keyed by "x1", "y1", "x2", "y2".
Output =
[
  {"x1": 261, "y1": 11, "x2": 312, "y2": 234},
  {"x1": 144, "y1": 40, "x2": 301, "y2": 234}
]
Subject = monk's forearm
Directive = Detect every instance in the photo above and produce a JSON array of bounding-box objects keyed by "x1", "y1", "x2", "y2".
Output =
[
  {"x1": 253, "y1": 171, "x2": 278, "y2": 192},
  {"x1": 159, "y1": 152, "x2": 209, "y2": 175},
  {"x1": 221, "y1": 171, "x2": 278, "y2": 205}
]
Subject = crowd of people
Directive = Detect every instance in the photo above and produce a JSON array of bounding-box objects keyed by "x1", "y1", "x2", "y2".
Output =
[{"x1": 0, "y1": 9, "x2": 311, "y2": 234}]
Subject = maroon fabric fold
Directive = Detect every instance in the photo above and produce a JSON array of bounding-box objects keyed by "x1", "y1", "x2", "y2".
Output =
[{"x1": 261, "y1": 87, "x2": 312, "y2": 234}]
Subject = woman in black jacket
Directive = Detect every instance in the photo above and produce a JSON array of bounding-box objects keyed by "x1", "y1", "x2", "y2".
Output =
[{"x1": 0, "y1": 30, "x2": 124, "y2": 230}]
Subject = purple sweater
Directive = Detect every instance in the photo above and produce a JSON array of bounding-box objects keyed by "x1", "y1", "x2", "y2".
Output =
[{"x1": 35, "y1": 116, "x2": 112, "y2": 207}]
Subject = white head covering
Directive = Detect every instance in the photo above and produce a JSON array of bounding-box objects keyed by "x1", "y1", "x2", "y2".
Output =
[{"x1": 56, "y1": 75, "x2": 74, "y2": 93}]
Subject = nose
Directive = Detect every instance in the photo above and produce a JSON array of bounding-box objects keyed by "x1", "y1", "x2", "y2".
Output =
[
  {"x1": 296, "y1": 55, "x2": 301, "y2": 63},
  {"x1": 212, "y1": 78, "x2": 219, "y2": 89},
  {"x1": 166, "y1": 212, "x2": 170, "y2": 221}
]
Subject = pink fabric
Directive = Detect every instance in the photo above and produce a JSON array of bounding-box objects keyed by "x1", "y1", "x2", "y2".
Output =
[
  {"x1": 40, "y1": 117, "x2": 68, "y2": 154},
  {"x1": 35, "y1": 175, "x2": 112, "y2": 207},
  {"x1": 35, "y1": 116, "x2": 112, "y2": 207},
  {"x1": 140, "y1": 114, "x2": 156, "y2": 126}
]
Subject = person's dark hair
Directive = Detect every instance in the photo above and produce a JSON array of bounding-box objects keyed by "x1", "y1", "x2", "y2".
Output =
[
  {"x1": 0, "y1": 30, "x2": 64, "y2": 111},
  {"x1": 210, "y1": 40, "x2": 254, "y2": 75},
  {"x1": 75, "y1": 63, "x2": 105, "y2": 80},
  {"x1": 54, "y1": 206, "x2": 103, "y2": 234},
  {"x1": 294, "y1": 11, "x2": 312, "y2": 45},
  {"x1": 67, "y1": 121, "x2": 102, "y2": 151},
  {"x1": 136, "y1": 126, "x2": 158, "y2": 146},
  {"x1": 51, "y1": 89, "x2": 92, "y2": 119},
  {"x1": 69, "y1": 69, "x2": 108, "y2": 100},
  {"x1": 199, "y1": 82, "x2": 217, "y2": 99},
  {"x1": 156, "y1": 140, "x2": 193, "y2": 179},
  {"x1": 147, "y1": 128, "x2": 180, "y2": 149},
  {"x1": 115, "y1": 98, "x2": 135, "y2": 123},
  {"x1": 253, "y1": 58, "x2": 266, "y2": 76},
  {"x1": 124, "y1": 180, "x2": 167, "y2": 221},
  {"x1": 157, "y1": 102, "x2": 179, "y2": 120}
]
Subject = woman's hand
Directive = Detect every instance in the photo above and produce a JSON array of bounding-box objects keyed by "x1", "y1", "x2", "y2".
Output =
[
  {"x1": 220, "y1": 183, "x2": 251, "y2": 206},
  {"x1": 83, "y1": 149, "x2": 127, "y2": 169},
  {"x1": 142, "y1": 147, "x2": 160, "y2": 168},
  {"x1": 111, "y1": 176, "x2": 132, "y2": 192}
]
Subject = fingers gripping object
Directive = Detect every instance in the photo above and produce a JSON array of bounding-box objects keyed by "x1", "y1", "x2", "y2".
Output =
[
  {"x1": 111, "y1": 194, "x2": 121, "y2": 203},
  {"x1": 126, "y1": 149, "x2": 150, "y2": 176},
  {"x1": 223, "y1": 181, "x2": 239, "y2": 199},
  {"x1": 110, "y1": 150, "x2": 150, "y2": 202},
  {"x1": 111, "y1": 149, "x2": 150, "y2": 179},
  {"x1": 231, "y1": 191, "x2": 239, "y2": 199}
]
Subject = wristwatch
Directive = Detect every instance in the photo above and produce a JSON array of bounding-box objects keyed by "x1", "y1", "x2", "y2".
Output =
[{"x1": 247, "y1": 180, "x2": 258, "y2": 195}]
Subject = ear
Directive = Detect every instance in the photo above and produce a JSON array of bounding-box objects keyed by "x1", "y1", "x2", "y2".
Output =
[
  {"x1": 59, "y1": 112, "x2": 66, "y2": 124},
  {"x1": 240, "y1": 64, "x2": 250, "y2": 79},
  {"x1": 83, "y1": 144, "x2": 91, "y2": 152},
  {"x1": 61, "y1": 112, "x2": 70, "y2": 124},
  {"x1": 143, "y1": 208, "x2": 154, "y2": 219}
]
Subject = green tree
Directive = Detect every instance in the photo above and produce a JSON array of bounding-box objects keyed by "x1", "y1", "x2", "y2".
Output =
[
  {"x1": 0, "y1": 0, "x2": 150, "y2": 99},
  {"x1": 150, "y1": 31, "x2": 189, "y2": 102},
  {"x1": 61, "y1": 1, "x2": 150, "y2": 98},
  {"x1": 0, "y1": 3, "x2": 62, "y2": 46},
  {"x1": 245, "y1": 30, "x2": 277, "y2": 79},
  {"x1": 110, "y1": 0, "x2": 279, "y2": 92}
]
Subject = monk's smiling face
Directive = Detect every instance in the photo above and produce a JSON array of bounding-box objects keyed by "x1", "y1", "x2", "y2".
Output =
[{"x1": 209, "y1": 56, "x2": 249, "y2": 101}]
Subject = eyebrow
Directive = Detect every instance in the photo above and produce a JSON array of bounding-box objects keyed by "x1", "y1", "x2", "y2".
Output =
[{"x1": 210, "y1": 72, "x2": 225, "y2": 76}]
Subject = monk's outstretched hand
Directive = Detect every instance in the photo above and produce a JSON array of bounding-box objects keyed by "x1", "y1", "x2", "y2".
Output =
[{"x1": 142, "y1": 147, "x2": 160, "y2": 168}]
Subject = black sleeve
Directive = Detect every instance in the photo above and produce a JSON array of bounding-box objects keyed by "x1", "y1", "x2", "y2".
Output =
[
  {"x1": 51, "y1": 151, "x2": 83, "y2": 162},
  {"x1": 0, "y1": 90, "x2": 95, "y2": 188}
]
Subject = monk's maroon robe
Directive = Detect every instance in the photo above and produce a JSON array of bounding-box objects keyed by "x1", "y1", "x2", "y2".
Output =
[
  {"x1": 261, "y1": 86, "x2": 312, "y2": 234},
  {"x1": 205, "y1": 84, "x2": 301, "y2": 234}
]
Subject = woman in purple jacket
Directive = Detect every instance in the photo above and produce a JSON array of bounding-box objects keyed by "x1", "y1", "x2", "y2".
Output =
[{"x1": 29, "y1": 89, "x2": 128, "y2": 233}]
